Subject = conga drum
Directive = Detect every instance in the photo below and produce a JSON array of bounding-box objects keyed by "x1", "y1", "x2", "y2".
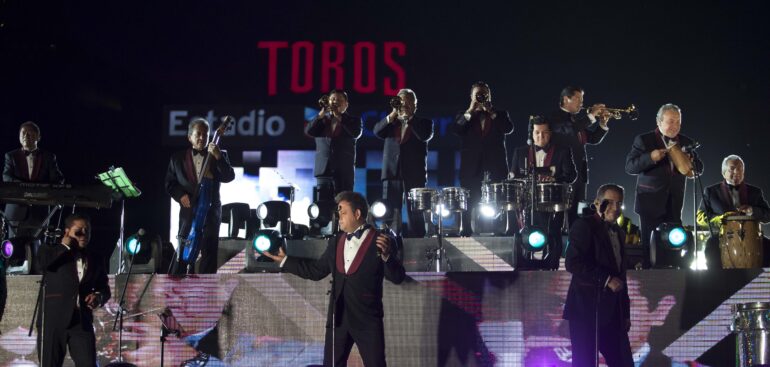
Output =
[{"x1": 720, "y1": 215, "x2": 763, "y2": 269}]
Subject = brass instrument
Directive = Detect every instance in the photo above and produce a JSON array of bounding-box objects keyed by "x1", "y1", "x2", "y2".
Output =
[
  {"x1": 668, "y1": 143, "x2": 694, "y2": 177},
  {"x1": 318, "y1": 94, "x2": 330, "y2": 108},
  {"x1": 389, "y1": 96, "x2": 403, "y2": 109},
  {"x1": 584, "y1": 104, "x2": 639, "y2": 120},
  {"x1": 475, "y1": 93, "x2": 489, "y2": 104}
]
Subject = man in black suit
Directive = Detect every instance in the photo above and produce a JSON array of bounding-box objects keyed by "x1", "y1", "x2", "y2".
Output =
[
  {"x1": 373, "y1": 88, "x2": 434, "y2": 237},
  {"x1": 305, "y1": 89, "x2": 363, "y2": 200},
  {"x1": 262, "y1": 191, "x2": 406, "y2": 367},
  {"x1": 36, "y1": 213, "x2": 110, "y2": 367},
  {"x1": 625, "y1": 103, "x2": 703, "y2": 268},
  {"x1": 549, "y1": 86, "x2": 611, "y2": 227},
  {"x1": 451, "y1": 82, "x2": 514, "y2": 234},
  {"x1": 3, "y1": 121, "x2": 64, "y2": 238},
  {"x1": 510, "y1": 116, "x2": 576, "y2": 269},
  {"x1": 165, "y1": 118, "x2": 235, "y2": 274},
  {"x1": 697, "y1": 155, "x2": 770, "y2": 268},
  {"x1": 564, "y1": 184, "x2": 633, "y2": 367}
]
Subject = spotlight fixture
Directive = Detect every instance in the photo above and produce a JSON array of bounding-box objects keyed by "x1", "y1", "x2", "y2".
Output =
[
  {"x1": 371, "y1": 201, "x2": 389, "y2": 219},
  {"x1": 256, "y1": 200, "x2": 291, "y2": 229},
  {"x1": 479, "y1": 203, "x2": 497, "y2": 218},
  {"x1": 518, "y1": 226, "x2": 548, "y2": 252},
  {"x1": 1, "y1": 240, "x2": 13, "y2": 259},
  {"x1": 650, "y1": 222, "x2": 692, "y2": 269},
  {"x1": 246, "y1": 229, "x2": 285, "y2": 272}
]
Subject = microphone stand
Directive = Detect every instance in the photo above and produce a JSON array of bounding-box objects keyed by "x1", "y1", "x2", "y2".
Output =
[{"x1": 106, "y1": 251, "x2": 139, "y2": 367}]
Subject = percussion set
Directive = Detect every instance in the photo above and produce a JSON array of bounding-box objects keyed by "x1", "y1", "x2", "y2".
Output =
[
  {"x1": 719, "y1": 215, "x2": 764, "y2": 269},
  {"x1": 407, "y1": 178, "x2": 574, "y2": 236}
]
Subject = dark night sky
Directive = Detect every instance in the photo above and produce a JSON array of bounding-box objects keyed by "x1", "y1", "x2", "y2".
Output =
[{"x1": 2, "y1": 1, "x2": 769, "y2": 245}]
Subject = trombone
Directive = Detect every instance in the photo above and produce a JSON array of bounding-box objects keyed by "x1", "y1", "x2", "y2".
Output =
[{"x1": 583, "y1": 104, "x2": 639, "y2": 120}]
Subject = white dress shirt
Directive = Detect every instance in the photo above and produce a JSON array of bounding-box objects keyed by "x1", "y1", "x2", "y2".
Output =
[{"x1": 25, "y1": 151, "x2": 36, "y2": 179}]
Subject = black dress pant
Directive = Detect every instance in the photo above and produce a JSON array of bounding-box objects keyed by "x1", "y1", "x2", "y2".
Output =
[
  {"x1": 568, "y1": 315, "x2": 633, "y2": 367},
  {"x1": 383, "y1": 179, "x2": 426, "y2": 237},
  {"x1": 37, "y1": 309, "x2": 97, "y2": 367},
  {"x1": 323, "y1": 319, "x2": 386, "y2": 366}
]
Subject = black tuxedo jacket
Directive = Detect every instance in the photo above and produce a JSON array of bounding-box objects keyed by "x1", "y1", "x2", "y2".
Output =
[
  {"x1": 283, "y1": 229, "x2": 406, "y2": 330},
  {"x1": 2, "y1": 148, "x2": 64, "y2": 221},
  {"x1": 564, "y1": 213, "x2": 630, "y2": 326},
  {"x1": 451, "y1": 110, "x2": 514, "y2": 181},
  {"x1": 509, "y1": 144, "x2": 577, "y2": 184},
  {"x1": 305, "y1": 113, "x2": 362, "y2": 180},
  {"x1": 700, "y1": 181, "x2": 770, "y2": 222},
  {"x1": 165, "y1": 149, "x2": 235, "y2": 207},
  {"x1": 625, "y1": 129, "x2": 704, "y2": 219},
  {"x1": 372, "y1": 115, "x2": 434, "y2": 187},
  {"x1": 548, "y1": 109, "x2": 607, "y2": 184},
  {"x1": 36, "y1": 243, "x2": 111, "y2": 331}
]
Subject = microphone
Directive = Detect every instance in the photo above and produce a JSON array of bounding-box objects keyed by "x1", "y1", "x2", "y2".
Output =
[{"x1": 681, "y1": 141, "x2": 701, "y2": 153}]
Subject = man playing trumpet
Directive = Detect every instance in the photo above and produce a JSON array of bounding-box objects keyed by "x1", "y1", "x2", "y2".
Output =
[
  {"x1": 452, "y1": 81, "x2": 514, "y2": 235},
  {"x1": 373, "y1": 89, "x2": 434, "y2": 237},
  {"x1": 549, "y1": 86, "x2": 612, "y2": 228},
  {"x1": 305, "y1": 89, "x2": 363, "y2": 199},
  {"x1": 625, "y1": 103, "x2": 703, "y2": 268}
]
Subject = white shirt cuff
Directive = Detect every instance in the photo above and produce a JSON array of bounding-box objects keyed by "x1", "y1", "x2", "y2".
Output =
[
  {"x1": 463, "y1": 112, "x2": 472, "y2": 121},
  {"x1": 386, "y1": 115, "x2": 392, "y2": 124},
  {"x1": 279, "y1": 256, "x2": 288, "y2": 268},
  {"x1": 599, "y1": 123, "x2": 609, "y2": 131},
  {"x1": 604, "y1": 276, "x2": 612, "y2": 288}
]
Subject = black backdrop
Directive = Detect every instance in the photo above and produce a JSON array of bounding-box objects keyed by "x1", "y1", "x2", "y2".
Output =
[{"x1": 2, "y1": 1, "x2": 769, "y2": 249}]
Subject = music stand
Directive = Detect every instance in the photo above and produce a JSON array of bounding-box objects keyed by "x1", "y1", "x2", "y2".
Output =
[{"x1": 97, "y1": 167, "x2": 141, "y2": 274}]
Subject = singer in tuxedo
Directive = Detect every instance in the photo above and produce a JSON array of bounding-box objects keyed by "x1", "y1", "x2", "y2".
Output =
[
  {"x1": 510, "y1": 116, "x2": 576, "y2": 269},
  {"x1": 36, "y1": 213, "x2": 110, "y2": 367},
  {"x1": 3, "y1": 121, "x2": 64, "y2": 238},
  {"x1": 697, "y1": 155, "x2": 770, "y2": 268},
  {"x1": 305, "y1": 89, "x2": 363, "y2": 199},
  {"x1": 262, "y1": 191, "x2": 406, "y2": 367},
  {"x1": 564, "y1": 184, "x2": 633, "y2": 367},
  {"x1": 451, "y1": 82, "x2": 514, "y2": 234},
  {"x1": 373, "y1": 88, "x2": 434, "y2": 237},
  {"x1": 625, "y1": 104, "x2": 703, "y2": 268},
  {"x1": 549, "y1": 86, "x2": 611, "y2": 227},
  {"x1": 165, "y1": 118, "x2": 235, "y2": 274}
]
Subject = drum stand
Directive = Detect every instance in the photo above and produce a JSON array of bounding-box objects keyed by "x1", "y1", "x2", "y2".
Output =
[{"x1": 428, "y1": 197, "x2": 451, "y2": 272}]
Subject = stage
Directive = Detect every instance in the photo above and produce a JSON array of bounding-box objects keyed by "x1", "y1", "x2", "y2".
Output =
[{"x1": 0, "y1": 266, "x2": 766, "y2": 366}]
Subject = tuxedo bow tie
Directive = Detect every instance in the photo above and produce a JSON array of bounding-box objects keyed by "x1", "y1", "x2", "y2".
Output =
[
  {"x1": 727, "y1": 184, "x2": 739, "y2": 191},
  {"x1": 535, "y1": 145, "x2": 549, "y2": 152},
  {"x1": 345, "y1": 225, "x2": 371, "y2": 241},
  {"x1": 23, "y1": 150, "x2": 38, "y2": 156},
  {"x1": 193, "y1": 149, "x2": 206, "y2": 156}
]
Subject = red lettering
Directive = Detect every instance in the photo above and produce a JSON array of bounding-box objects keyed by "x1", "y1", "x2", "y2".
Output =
[
  {"x1": 257, "y1": 41, "x2": 289, "y2": 96},
  {"x1": 290, "y1": 41, "x2": 314, "y2": 93},
  {"x1": 383, "y1": 42, "x2": 406, "y2": 96},
  {"x1": 353, "y1": 42, "x2": 376, "y2": 94},
  {"x1": 321, "y1": 41, "x2": 345, "y2": 92}
]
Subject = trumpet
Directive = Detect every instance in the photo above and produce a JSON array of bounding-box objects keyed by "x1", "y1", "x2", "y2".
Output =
[
  {"x1": 318, "y1": 94, "x2": 330, "y2": 108},
  {"x1": 389, "y1": 96, "x2": 403, "y2": 109},
  {"x1": 475, "y1": 93, "x2": 490, "y2": 104},
  {"x1": 583, "y1": 104, "x2": 639, "y2": 120}
]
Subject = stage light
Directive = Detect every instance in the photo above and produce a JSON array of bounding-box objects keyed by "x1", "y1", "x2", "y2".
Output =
[
  {"x1": 126, "y1": 236, "x2": 142, "y2": 256},
  {"x1": 668, "y1": 227, "x2": 687, "y2": 248},
  {"x1": 650, "y1": 222, "x2": 692, "y2": 269},
  {"x1": 308, "y1": 203, "x2": 321, "y2": 219},
  {"x1": 479, "y1": 204, "x2": 497, "y2": 218},
  {"x1": 371, "y1": 201, "x2": 388, "y2": 219},
  {"x1": 518, "y1": 226, "x2": 548, "y2": 252},
  {"x1": 252, "y1": 233, "x2": 272, "y2": 253},
  {"x1": 3, "y1": 237, "x2": 33, "y2": 274},
  {"x1": 1, "y1": 240, "x2": 13, "y2": 259},
  {"x1": 256, "y1": 201, "x2": 291, "y2": 228},
  {"x1": 246, "y1": 229, "x2": 285, "y2": 272}
]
